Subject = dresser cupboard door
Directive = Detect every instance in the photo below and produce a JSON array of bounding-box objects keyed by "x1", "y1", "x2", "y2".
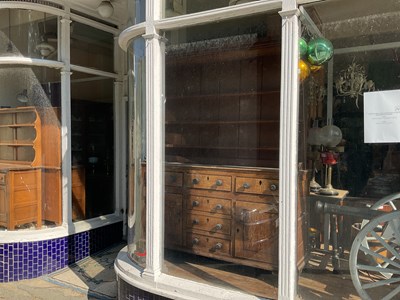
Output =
[
  {"x1": 0, "y1": 186, "x2": 6, "y2": 225},
  {"x1": 235, "y1": 201, "x2": 279, "y2": 266},
  {"x1": 165, "y1": 193, "x2": 183, "y2": 248}
]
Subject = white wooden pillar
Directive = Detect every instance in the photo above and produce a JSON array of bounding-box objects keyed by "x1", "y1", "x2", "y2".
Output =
[
  {"x1": 279, "y1": 0, "x2": 300, "y2": 298},
  {"x1": 60, "y1": 16, "x2": 72, "y2": 227},
  {"x1": 143, "y1": 0, "x2": 165, "y2": 279}
]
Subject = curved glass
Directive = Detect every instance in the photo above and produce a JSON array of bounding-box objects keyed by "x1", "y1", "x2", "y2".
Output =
[
  {"x1": 127, "y1": 37, "x2": 146, "y2": 267},
  {"x1": 163, "y1": 12, "x2": 282, "y2": 297},
  {"x1": 298, "y1": 0, "x2": 400, "y2": 299},
  {"x1": 0, "y1": 65, "x2": 61, "y2": 230},
  {"x1": 163, "y1": 0, "x2": 261, "y2": 18},
  {"x1": 70, "y1": 71, "x2": 115, "y2": 221},
  {"x1": 0, "y1": 9, "x2": 58, "y2": 60}
]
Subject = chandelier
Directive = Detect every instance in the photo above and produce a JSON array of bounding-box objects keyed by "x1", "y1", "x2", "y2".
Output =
[{"x1": 334, "y1": 61, "x2": 375, "y2": 108}]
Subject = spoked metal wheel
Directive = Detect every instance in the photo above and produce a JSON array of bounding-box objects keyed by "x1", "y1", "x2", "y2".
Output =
[
  {"x1": 350, "y1": 211, "x2": 400, "y2": 300},
  {"x1": 359, "y1": 193, "x2": 400, "y2": 279}
]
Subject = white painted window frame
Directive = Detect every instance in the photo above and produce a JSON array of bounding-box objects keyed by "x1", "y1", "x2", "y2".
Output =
[
  {"x1": 117, "y1": 0, "x2": 310, "y2": 299},
  {"x1": 0, "y1": 2, "x2": 125, "y2": 241}
]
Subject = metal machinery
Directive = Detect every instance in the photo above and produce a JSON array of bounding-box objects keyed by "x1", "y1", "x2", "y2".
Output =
[{"x1": 316, "y1": 192, "x2": 400, "y2": 300}]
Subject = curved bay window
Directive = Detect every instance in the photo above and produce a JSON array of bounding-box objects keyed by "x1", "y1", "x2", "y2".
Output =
[
  {"x1": 127, "y1": 37, "x2": 146, "y2": 266},
  {"x1": 0, "y1": 65, "x2": 61, "y2": 231}
]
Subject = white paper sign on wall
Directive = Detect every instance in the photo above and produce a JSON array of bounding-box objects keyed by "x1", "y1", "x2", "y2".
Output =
[{"x1": 364, "y1": 89, "x2": 400, "y2": 143}]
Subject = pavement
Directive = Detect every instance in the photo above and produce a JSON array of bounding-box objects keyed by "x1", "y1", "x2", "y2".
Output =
[{"x1": 0, "y1": 242, "x2": 125, "y2": 300}]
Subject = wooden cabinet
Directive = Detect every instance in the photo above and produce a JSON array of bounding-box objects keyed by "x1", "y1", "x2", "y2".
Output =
[
  {"x1": 72, "y1": 166, "x2": 86, "y2": 221},
  {"x1": 164, "y1": 164, "x2": 309, "y2": 271},
  {"x1": 0, "y1": 107, "x2": 61, "y2": 229}
]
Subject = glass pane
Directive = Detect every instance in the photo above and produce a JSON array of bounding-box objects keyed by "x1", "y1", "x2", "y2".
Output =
[
  {"x1": 0, "y1": 9, "x2": 58, "y2": 60},
  {"x1": 163, "y1": 0, "x2": 261, "y2": 18},
  {"x1": 298, "y1": 1, "x2": 400, "y2": 299},
  {"x1": 71, "y1": 71, "x2": 114, "y2": 221},
  {"x1": 70, "y1": 22, "x2": 114, "y2": 73},
  {"x1": 163, "y1": 12, "x2": 281, "y2": 298},
  {"x1": 127, "y1": 38, "x2": 146, "y2": 267},
  {"x1": 0, "y1": 65, "x2": 61, "y2": 230}
]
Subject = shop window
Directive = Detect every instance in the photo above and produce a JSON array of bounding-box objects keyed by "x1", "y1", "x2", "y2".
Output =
[
  {"x1": 298, "y1": 0, "x2": 400, "y2": 299},
  {"x1": 70, "y1": 22, "x2": 114, "y2": 73},
  {"x1": 71, "y1": 71, "x2": 114, "y2": 221},
  {"x1": 0, "y1": 65, "x2": 61, "y2": 230},
  {"x1": 163, "y1": 0, "x2": 261, "y2": 17},
  {"x1": 0, "y1": 9, "x2": 58, "y2": 60}
]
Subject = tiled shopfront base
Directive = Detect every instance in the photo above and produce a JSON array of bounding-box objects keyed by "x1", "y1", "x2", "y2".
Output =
[
  {"x1": 118, "y1": 277, "x2": 171, "y2": 300},
  {"x1": 0, "y1": 222, "x2": 122, "y2": 282}
]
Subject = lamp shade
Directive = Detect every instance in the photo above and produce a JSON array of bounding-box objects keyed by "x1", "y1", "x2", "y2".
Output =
[
  {"x1": 320, "y1": 123, "x2": 342, "y2": 147},
  {"x1": 98, "y1": 1, "x2": 114, "y2": 18}
]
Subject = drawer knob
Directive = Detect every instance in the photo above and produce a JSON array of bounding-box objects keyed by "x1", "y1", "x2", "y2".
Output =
[
  {"x1": 270, "y1": 184, "x2": 278, "y2": 191},
  {"x1": 214, "y1": 242, "x2": 223, "y2": 250},
  {"x1": 192, "y1": 219, "x2": 199, "y2": 225},
  {"x1": 215, "y1": 179, "x2": 223, "y2": 186},
  {"x1": 192, "y1": 178, "x2": 200, "y2": 185},
  {"x1": 215, "y1": 204, "x2": 223, "y2": 210},
  {"x1": 215, "y1": 224, "x2": 222, "y2": 230},
  {"x1": 192, "y1": 238, "x2": 199, "y2": 245},
  {"x1": 192, "y1": 200, "x2": 200, "y2": 207},
  {"x1": 169, "y1": 175, "x2": 177, "y2": 182},
  {"x1": 243, "y1": 182, "x2": 251, "y2": 189}
]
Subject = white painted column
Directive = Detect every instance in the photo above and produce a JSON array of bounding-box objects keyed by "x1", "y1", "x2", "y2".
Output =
[
  {"x1": 143, "y1": 0, "x2": 165, "y2": 279},
  {"x1": 279, "y1": 0, "x2": 300, "y2": 298},
  {"x1": 60, "y1": 17, "x2": 72, "y2": 228}
]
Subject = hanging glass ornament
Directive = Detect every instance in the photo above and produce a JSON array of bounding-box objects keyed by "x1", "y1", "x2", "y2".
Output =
[
  {"x1": 299, "y1": 37, "x2": 308, "y2": 57},
  {"x1": 307, "y1": 38, "x2": 334, "y2": 65},
  {"x1": 299, "y1": 59, "x2": 310, "y2": 82}
]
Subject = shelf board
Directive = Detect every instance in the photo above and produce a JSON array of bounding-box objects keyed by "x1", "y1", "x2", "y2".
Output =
[
  {"x1": 0, "y1": 141, "x2": 34, "y2": 147},
  {"x1": 165, "y1": 144, "x2": 278, "y2": 151},
  {"x1": 0, "y1": 124, "x2": 36, "y2": 128},
  {"x1": 166, "y1": 120, "x2": 279, "y2": 125},
  {"x1": 166, "y1": 90, "x2": 279, "y2": 101}
]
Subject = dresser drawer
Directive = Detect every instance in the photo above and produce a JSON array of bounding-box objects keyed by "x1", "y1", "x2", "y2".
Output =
[
  {"x1": 184, "y1": 173, "x2": 231, "y2": 191},
  {"x1": 235, "y1": 177, "x2": 278, "y2": 195},
  {"x1": 0, "y1": 173, "x2": 5, "y2": 185},
  {"x1": 186, "y1": 213, "x2": 231, "y2": 235},
  {"x1": 186, "y1": 232, "x2": 231, "y2": 256},
  {"x1": 186, "y1": 195, "x2": 231, "y2": 215},
  {"x1": 165, "y1": 171, "x2": 183, "y2": 187}
]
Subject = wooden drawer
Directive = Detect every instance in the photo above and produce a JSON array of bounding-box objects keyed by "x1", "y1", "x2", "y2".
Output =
[
  {"x1": 0, "y1": 173, "x2": 5, "y2": 185},
  {"x1": 235, "y1": 177, "x2": 278, "y2": 195},
  {"x1": 184, "y1": 173, "x2": 231, "y2": 191},
  {"x1": 165, "y1": 171, "x2": 183, "y2": 187},
  {"x1": 186, "y1": 213, "x2": 231, "y2": 235},
  {"x1": 186, "y1": 232, "x2": 231, "y2": 256},
  {"x1": 186, "y1": 195, "x2": 231, "y2": 215}
]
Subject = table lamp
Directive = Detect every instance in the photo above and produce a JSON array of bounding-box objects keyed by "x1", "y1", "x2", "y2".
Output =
[{"x1": 319, "y1": 120, "x2": 342, "y2": 195}]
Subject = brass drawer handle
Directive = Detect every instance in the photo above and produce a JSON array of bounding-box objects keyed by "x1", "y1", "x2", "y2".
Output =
[
  {"x1": 215, "y1": 204, "x2": 223, "y2": 210},
  {"x1": 192, "y1": 200, "x2": 200, "y2": 207},
  {"x1": 192, "y1": 238, "x2": 199, "y2": 245},
  {"x1": 192, "y1": 219, "x2": 199, "y2": 225},
  {"x1": 215, "y1": 179, "x2": 223, "y2": 186},
  {"x1": 192, "y1": 178, "x2": 200, "y2": 185},
  {"x1": 214, "y1": 242, "x2": 223, "y2": 250},
  {"x1": 270, "y1": 184, "x2": 278, "y2": 191},
  {"x1": 215, "y1": 224, "x2": 222, "y2": 230},
  {"x1": 242, "y1": 182, "x2": 251, "y2": 189}
]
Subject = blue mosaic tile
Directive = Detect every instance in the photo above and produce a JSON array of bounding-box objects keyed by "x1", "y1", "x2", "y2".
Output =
[{"x1": 0, "y1": 222, "x2": 122, "y2": 282}]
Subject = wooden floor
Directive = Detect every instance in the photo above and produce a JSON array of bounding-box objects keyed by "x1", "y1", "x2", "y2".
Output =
[{"x1": 164, "y1": 249, "x2": 396, "y2": 299}]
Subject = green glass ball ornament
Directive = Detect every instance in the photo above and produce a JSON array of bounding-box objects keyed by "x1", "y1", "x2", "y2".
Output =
[
  {"x1": 307, "y1": 38, "x2": 334, "y2": 65},
  {"x1": 299, "y1": 38, "x2": 308, "y2": 57}
]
